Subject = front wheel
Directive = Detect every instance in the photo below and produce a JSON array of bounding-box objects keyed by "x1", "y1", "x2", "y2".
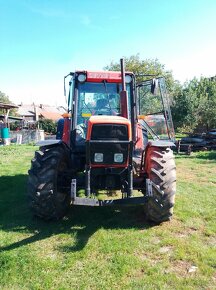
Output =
[
  {"x1": 145, "y1": 146, "x2": 176, "y2": 223},
  {"x1": 28, "y1": 145, "x2": 71, "y2": 220}
]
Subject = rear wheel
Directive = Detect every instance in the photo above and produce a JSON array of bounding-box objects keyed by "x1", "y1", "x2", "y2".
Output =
[
  {"x1": 28, "y1": 145, "x2": 71, "y2": 220},
  {"x1": 145, "y1": 146, "x2": 176, "y2": 223}
]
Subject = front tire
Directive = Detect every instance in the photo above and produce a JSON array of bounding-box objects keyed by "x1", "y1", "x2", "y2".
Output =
[
  {"x1": 28, "y1": 145, "x2": 71, "y2": 220},
  {"x1": 145, "y1": 146, "x2": 176, "y2": 223}
]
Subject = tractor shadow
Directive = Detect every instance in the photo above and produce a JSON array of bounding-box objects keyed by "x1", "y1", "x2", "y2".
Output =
[{"x1": 0, "y1": 175, "x2": 154, "y2": 253}]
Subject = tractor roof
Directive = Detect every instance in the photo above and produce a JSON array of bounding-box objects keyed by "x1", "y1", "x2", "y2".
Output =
[{"x1": 76, "y1": 70, "x2": 133, "y2": 83}]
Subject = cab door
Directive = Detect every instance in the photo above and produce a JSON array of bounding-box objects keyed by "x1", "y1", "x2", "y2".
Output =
[{"x1": 136, "y1": 78, "x2": 175, "y2": 141}]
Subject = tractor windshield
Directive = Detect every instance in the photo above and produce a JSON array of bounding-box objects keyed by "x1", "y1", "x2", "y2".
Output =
[
  {"x1": 76, "y1": 81, "x2": 131, "y2": 126},
  {"x1": 72, "y1": 81, "x2": 131, "y2": 143}
]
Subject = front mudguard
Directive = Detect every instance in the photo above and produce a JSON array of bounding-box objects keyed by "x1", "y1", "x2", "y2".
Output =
[
  {"x1": 144, "y1": 140, "x2": 175, "y2": 174},
  {"x1": 146, "y1": 140, "x2": 175, "y2": 148},
  {"x1": 36, "y1": 140, "x2": 71, "y2": 153},
  {"x1": 36, "y1": 139, "x2": 63, "y2": 147}
]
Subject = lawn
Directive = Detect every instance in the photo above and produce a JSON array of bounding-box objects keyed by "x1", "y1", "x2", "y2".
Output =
[{"x1": 0, "y1": 145, "x2": 215, "y2": 289}]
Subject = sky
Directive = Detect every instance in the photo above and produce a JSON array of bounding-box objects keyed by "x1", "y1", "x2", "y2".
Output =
[{"x1": 1, "y1": 0, "x2": 216, "y2": 106}]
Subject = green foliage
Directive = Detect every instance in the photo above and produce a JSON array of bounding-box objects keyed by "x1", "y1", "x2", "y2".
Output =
[
  {"x1": 0, "y1": 91, "x2": 11, "y2": 104},
  {"x1": 9, "y1": 121, "x2": 20, "y2": 131},
  {"x1": 38, "y1": 118, "x2": 57, "y2": 134},
  {"x1": 104, "y1": 54, "x2": 180, "y2": 96},
  {"x1": 171, "y1": 85, "x2": 193, "y2": 132},
  {"x1": 191, "y1": 77, "x2": 216, "y2": 130},
  {"x1": 105, "y1": 54, "x2": 167, "y2": 80},
  {"x1": 172, "y1": 77, "x2": 216, "y2": 132}
]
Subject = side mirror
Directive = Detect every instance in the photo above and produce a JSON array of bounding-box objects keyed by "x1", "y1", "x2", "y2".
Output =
[{"x1": 151, "y1": 79, "x2": 159, "y2": 95}]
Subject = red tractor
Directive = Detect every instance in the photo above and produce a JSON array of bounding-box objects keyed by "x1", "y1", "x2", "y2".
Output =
[{"x1": 28, "y1": 59, "x2": 176, "y2": 223}]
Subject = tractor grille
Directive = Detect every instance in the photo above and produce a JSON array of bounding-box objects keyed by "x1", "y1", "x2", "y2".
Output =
[
  {"x1": 89, "y1": 124, "x2": 129, "y2": 165},
  {"x1": 91, "y1": 124, "x2": 128, "y2": 140}
]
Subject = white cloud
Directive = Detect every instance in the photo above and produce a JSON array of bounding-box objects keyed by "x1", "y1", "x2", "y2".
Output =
[{"x1": 165, "y1": 45, "x2": 216, "y2": 82}]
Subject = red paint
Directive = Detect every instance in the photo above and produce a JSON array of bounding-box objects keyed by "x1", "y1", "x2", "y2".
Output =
[
  {"x1": 135, "y1": 123, "x2": 145, "y2": 151},
  {"x1": 62, "y1": 118, "x2": 71, "y2": 145},
  {"x1": 76, "y1": 70, "x2": 133, "y2": 83},
  {"x1": 86, "y1": 71, "x2": 122, "y2": 83}
]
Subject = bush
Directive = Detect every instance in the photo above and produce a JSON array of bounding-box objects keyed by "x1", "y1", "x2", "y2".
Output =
[{"x1": 38, "y1": 119, "x2": 57, "y2": 134}]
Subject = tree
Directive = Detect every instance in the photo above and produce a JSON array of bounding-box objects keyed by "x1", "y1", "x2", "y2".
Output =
[
  {"x1": 105, "y1": 54, "x2": 167, "y2": 79},
  {"x1": 0, "y1": 91, "x2": 11, "y2": 104},
  {"x1": 171, "y1": 77, "x2": 216, "y2": 132},
  {"x1": 0, "y1": 91, "x2": 17, "y2": 116},
  {"x1": 104, "y1": 54, "x2": 179, "y2": 94},
  {"x1": 171, "y1": 82, "x2": 195, "y2": 132},
  {"x1": 0, "y1": 91, "x2": 10, "y2": 114},
  {"x1": 187, "y1": 77, "x2": 216, "y2": 131}
]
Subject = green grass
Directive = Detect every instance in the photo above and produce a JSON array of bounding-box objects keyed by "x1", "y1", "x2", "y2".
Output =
[
  {"x1": 175, "y1": 133, "x2": 187, "y2": 140},
  {"x1": 0, "y1": 145, "x2": 215, "y2": 289}
]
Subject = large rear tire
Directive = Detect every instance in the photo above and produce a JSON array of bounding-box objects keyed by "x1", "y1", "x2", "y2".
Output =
[
  {"x1": 28, "y1": 145, "x2": 71, "y2": 220},
  {"x1": 145, "y1": 146, "x2": 176, "y2": 223}
]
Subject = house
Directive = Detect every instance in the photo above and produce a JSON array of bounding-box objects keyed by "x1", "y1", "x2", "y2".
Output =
[{"x1": 17, "y1": 103, "x2": 66, "y2": 124}]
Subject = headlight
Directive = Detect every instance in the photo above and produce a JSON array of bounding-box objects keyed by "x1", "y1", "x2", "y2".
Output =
[
  {"x1": 77, "y1": 73, "x2": 86, "y2": 83},
  {"x1": 125, "y1": 75, "x2": 132, "y2": 83},
  {"x1": 114, "y1": 153, "x2": 123, "y2": 163},
  {"x1": 94, "y1": 153, "x2": 103, "y2": 162}
]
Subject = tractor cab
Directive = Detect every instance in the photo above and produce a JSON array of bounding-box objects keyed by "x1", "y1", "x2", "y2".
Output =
[{"x1": 66, "y1": 70, "x2": 135, "y2": 150}]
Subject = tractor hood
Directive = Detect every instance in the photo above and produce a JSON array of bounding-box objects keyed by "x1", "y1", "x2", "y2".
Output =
[{"x1": 86, "y1": 116, "x2": 132, "y2": 141}]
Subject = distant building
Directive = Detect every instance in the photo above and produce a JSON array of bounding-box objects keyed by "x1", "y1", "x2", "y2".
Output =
[{"x1": 17, "y1": 103, "x2": 66, "y2": 123}]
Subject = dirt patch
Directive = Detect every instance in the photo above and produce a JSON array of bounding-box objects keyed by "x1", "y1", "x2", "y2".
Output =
[
  {"x1": 175, "y1": 227, "x2": 202, "y2": 239},
  {"x1": 134, "y1": 250, "x2": 163, "y2": 265},
  {"x1": 158, "y1": 246, "x2": 173, "y2": 254},
  {"x1": 160, "y1": 218, "x2": 183, "y2": 230},
  {"x1": 205, "y1": 236, "x2": 216, "y2": 247},
  {"x1": 167, "y1": 260, "x2": 198, "y2": 277},
  {"x1": 150, "y1": 236, "x2": 161, "y2": 245}
]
